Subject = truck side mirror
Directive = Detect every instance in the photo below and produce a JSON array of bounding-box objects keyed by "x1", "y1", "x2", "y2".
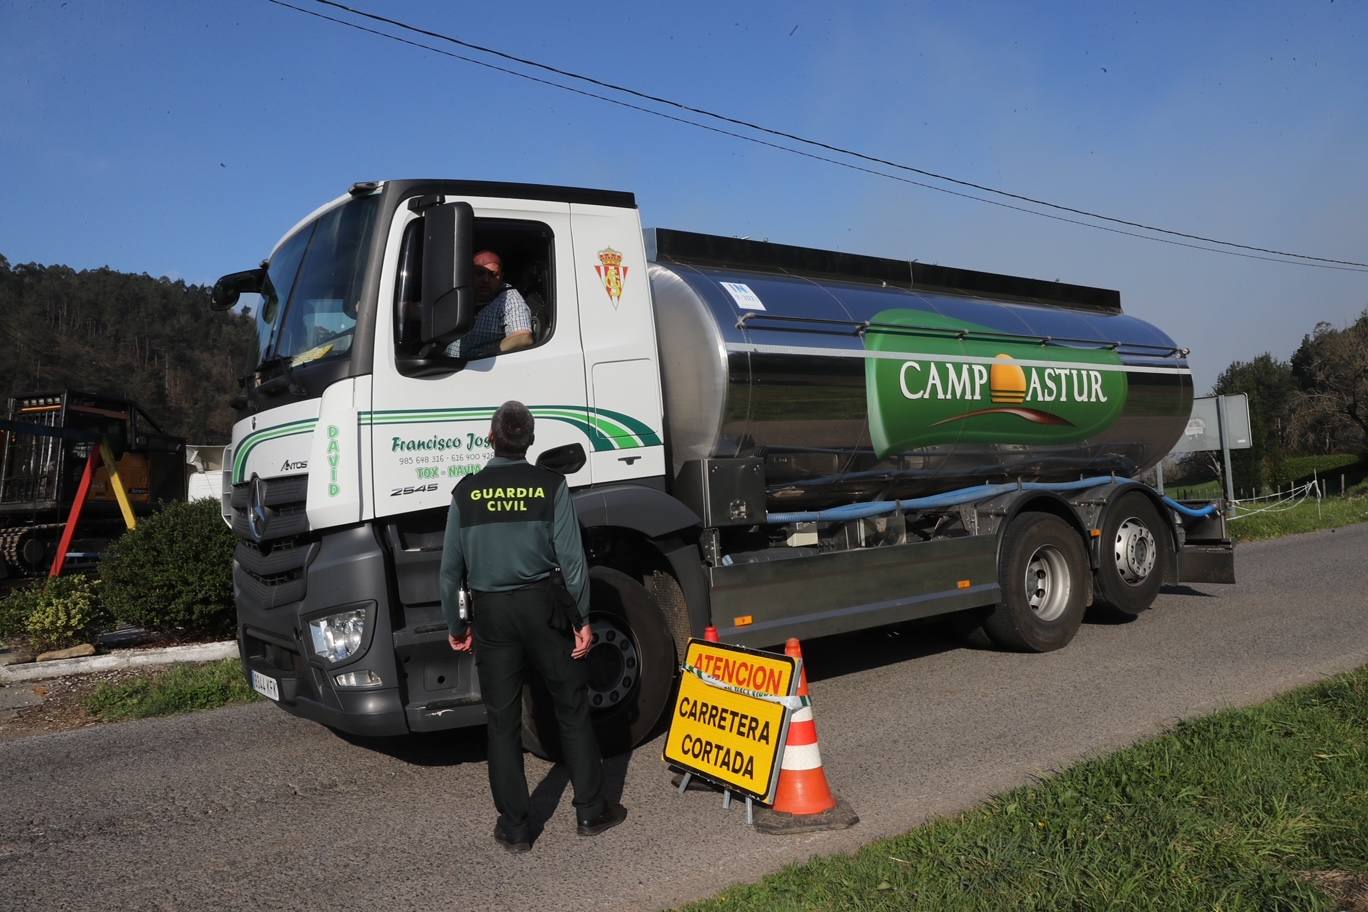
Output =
[
  {"x1": 210, "y1": 268, "x2": 265, "y2": 311},
  {"x1": 535, "y1": 443, "x2": 587, "y2": 476},
  {"x1": 421, "y1": 201, "x2": 476, "y2": 342}
]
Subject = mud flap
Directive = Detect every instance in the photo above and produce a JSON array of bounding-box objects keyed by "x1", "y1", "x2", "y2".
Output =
[
  {"x1": 1167, "y1": 504, "x2": 1236, "y2": 585},
  {"x1": 1176, "y1": 542, "x2": 1235, "y2": 584}
]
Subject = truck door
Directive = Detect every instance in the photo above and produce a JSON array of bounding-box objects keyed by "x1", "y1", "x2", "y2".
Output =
[
  {"x1": 569, "y1": 203, "x2": 665, "y2": 485},
  {"x1": 367, "y1": 197, "x2": 588, "y2": 521}
]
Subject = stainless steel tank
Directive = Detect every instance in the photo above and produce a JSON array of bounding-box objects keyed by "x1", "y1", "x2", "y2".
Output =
[{"x1": 646, "y1": 230, "x2": 1192, "y2": 511}]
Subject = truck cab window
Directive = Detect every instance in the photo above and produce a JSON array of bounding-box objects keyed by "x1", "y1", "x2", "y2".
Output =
[
  {"x1": 394, "y1": 216, "x2": 554, "y2": 359},
  {"x1": 269, "y1": 195, "x2": 379, "y2": 367},
  {"x1": 394, "y1": 218, "x2": 424, "y2": 351},
  {"x1": 253, "y1": 227, "x2": 310, "y2": 368}
]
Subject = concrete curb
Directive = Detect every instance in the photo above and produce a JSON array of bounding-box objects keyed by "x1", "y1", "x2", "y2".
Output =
[{"x1": 0, "y1": 641, "x2": 240, "y2": 684}]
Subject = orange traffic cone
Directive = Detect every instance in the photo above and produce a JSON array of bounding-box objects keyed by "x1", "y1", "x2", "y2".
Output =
[
  {"x1": 754, "y1": 637, "x2": 858, "y2": 834},
  {"x1": 703, "y1": 625, "x2": 720, "y2": 643}
]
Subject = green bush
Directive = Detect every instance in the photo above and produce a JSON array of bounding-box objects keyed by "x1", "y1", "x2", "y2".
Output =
[
  {"x1": 0, "y1": 583, "x2": 43, "y2": 640},
  {"x1": 99, "y1": 499, "x2": 236, "y2": 635},
  {"x1": 21, "y1": 575, "x2": 108, "y2": 652}
]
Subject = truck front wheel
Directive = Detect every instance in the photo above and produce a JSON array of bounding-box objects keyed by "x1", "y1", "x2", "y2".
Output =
[
  {"x1": 521, "y1": 566, "x2": 676, "y2": 759},
  {"x1": 983, "y1": 512, "x2": 1088, "y2": 652}
]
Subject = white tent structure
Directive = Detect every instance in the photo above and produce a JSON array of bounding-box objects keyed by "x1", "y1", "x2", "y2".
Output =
[{"x1": 185, "y1": 444, "x2": 227, "y2": 502}]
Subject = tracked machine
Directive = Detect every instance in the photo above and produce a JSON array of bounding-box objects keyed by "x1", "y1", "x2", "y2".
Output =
[{"x1": 0, "y1": 391, "x2": 185, "y2": 578}]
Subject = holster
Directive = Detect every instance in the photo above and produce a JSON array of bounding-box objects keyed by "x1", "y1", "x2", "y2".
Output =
[{"x1": 546, "y1": 570, "x2": 581, "y2": 632}]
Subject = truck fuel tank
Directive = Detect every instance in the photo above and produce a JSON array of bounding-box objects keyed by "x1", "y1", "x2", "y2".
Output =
[{"x1": 647, "y1": 230, "x2": 1192, "y2": 512}]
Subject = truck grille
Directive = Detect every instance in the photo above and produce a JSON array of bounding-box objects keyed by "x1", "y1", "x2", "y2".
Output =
[
  {"x1": 231, "y1": 475, "x2": 315, "y2": 607},
  {"x1": 230, "y1": 475, "x2": 310, "y2": 541}
]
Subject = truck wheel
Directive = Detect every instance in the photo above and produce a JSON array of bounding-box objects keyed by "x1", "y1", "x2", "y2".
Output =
[
  {"x1": 521, "y1": 566, "x2": 677, "y2": 759},
  {"x1": 1094, "y1": 492, "x2": 1171, "y2": 617},
  {"x1": 983, "y1": 512, "x2": 1088, "y2": 652}
]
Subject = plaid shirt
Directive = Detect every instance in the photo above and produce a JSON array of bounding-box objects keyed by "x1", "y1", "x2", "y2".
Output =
[{"x1": 445, "y1": 286, "x2": 532, "y2": 359}]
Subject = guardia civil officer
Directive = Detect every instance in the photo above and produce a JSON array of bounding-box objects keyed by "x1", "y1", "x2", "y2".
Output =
[{"x1": 441, "y1": 401, "x2": 627, "y2": 852}]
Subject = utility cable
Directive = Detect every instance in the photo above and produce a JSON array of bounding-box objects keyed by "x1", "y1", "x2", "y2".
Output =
[
  {"x1": 263, "y1": 0, "x2": 1368, "y2": 273},
  {"x1": 294, "y1": 0, "x2": 1368, "y2": 270}
]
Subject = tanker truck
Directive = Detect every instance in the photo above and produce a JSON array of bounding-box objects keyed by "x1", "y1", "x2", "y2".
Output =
[{"x1": 211, "y1": 179, "x2": 1231, "y2": 754}]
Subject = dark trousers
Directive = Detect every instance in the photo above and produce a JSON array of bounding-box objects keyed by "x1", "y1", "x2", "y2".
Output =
[{"x1": 472, "y1": 584, "x2": 604, "y2": 837}]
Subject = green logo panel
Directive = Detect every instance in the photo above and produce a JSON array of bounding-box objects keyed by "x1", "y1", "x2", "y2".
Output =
[{"x1": 864, "y1": 309, "x2": 1128, "y2": 457}]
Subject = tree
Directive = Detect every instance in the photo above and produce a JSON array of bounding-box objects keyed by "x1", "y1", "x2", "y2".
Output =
[
  {"x1": 0, "y1": 255, "x2": 255, "y2": 441},
  {"x1": 1212, "y1": 353, "x2": 1295, "y2": 489},
  {"x1": 1289, "y1": 309, "x2": 1368, "y2": 457}
]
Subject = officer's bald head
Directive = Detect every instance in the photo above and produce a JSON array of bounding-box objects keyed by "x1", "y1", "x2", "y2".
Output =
[{"x1": 490, "y1": 400, "x2": 535, "y2": 457}]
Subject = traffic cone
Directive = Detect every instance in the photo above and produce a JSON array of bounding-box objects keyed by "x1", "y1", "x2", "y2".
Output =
[
  {"x1": 753, "y1": 637, "x2": 858, "y2": 834},
  {"x1": 703, "y1": 625, "x2": 720, "y2": 642}
]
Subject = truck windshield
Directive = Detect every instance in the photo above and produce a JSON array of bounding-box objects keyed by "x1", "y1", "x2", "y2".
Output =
[{"x1": 254, "y1": 195, "x2": 379, "y2": 371}]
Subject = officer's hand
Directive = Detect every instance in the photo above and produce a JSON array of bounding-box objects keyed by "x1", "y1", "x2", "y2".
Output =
[
  {"x1": 571, "y1": 623, "x2": 592, "y2": 660},
  {"x1": 449, "y1": 630, "x2": 474, "y2": 652}
]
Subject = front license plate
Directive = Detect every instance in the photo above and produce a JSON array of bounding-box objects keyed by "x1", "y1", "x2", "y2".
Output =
[{"x1": 251, "y1": 670, "x2": 280, "y2": 701}]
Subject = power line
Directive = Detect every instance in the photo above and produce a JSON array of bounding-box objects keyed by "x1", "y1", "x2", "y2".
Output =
[
  {"x1": 301, "y1": 0, "x2": 1368, "y2": 270},
  {"x1": 265, "y1": 0, "x2": 1368, "y2": 273}
]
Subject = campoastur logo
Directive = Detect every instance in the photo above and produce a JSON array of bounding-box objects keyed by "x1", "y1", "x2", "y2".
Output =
[{"x1": 864, "y1": 309, "x2": 1128, "y2": 457}]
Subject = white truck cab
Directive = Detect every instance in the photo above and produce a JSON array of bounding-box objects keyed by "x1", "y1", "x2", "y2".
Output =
[{"x1": 218, "y1": 181, "x2": 685, "y2": 751}]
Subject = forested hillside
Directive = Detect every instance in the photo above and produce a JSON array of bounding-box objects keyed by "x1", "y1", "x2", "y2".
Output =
[{"x1": 0, "y1": 254, "x2": 256, "y2": 441}]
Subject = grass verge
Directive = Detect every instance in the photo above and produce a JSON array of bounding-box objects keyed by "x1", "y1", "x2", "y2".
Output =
[
  {"x1": 1229, "y1": 495, "x2": 1368, "y2": 542},
  {"x1": 680, "y1": 666, "x2": 1368, "y2": 912},
  {"x1": 82, "y1": 658, "x2": 260, "y2": 721},
  {"x1": 1168, "y1": 479, "x2": 1224, "y2": 501},
  {"x1": 1283, "y1": 453, "x2": 1362, "y2": 480}
]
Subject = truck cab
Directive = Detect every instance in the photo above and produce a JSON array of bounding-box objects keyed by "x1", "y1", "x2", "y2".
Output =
[{"x1": 218, "y1": 181, "x2": 679, "y2": 750}]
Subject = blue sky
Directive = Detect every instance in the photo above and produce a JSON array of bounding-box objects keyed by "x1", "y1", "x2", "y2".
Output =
[{"x1": 2, "y1": 0, "x2": 1365, "y2": 391}]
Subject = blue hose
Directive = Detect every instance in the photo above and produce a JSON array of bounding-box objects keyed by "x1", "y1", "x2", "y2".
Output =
[
  {"x1": 1161, "y1": 497, "x2": 1219, "y2": 519},
  {"x1": 766, "y1": 476, "x2": 1219, "y2": 524}
]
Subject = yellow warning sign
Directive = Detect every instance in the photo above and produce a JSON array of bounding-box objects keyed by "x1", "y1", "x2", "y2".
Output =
[{"x1": 662, "y1": 639, "x2": 798, "y2": 802}]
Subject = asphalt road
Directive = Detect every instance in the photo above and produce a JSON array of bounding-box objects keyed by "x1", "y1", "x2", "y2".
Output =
[{"x1": 4, "y1": 525, "x2": 1367, "y2": 912}]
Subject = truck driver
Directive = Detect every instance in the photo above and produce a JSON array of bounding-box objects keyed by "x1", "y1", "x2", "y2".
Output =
[{"x1": 444, "y1": 250, "x2": 535, "y2": 360}]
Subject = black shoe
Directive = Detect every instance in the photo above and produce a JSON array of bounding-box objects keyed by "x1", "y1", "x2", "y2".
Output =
[
  {"x1": 576, "y1": 802, "x2": 627, "y2": 837},
  {"x1": 493, "y1": 824, "x2": 531, "y2": 854}
]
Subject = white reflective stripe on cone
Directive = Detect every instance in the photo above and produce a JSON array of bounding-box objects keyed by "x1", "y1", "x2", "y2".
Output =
[
  {"x1": 780, "y1": 741, "x2": 824, "y2": 771},
  {"x1": 790, "y1": 705, "x2": 813, "y2": 723}
]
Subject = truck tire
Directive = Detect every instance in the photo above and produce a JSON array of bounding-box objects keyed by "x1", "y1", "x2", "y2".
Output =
[
  {"x1": 521, "y1": 566, "x2": 677, "y2": 759},
  {"x1": 1094, "y1": 492, "x2": 1171, "y2": 617},
  {"x1": 983, "y1": 512, "x2": 1088, "y2": 652}
]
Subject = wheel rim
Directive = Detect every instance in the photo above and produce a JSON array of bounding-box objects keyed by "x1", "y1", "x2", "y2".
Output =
[
  {"x1": 1113, "y1": 517, "x2": 1157, "y2": 586},
  {"x1": 584, "y1": 612, "x2": 640, "y2": 712},
  {"x1": 1024, "y1": 544, "x2": 1072, "y2": 622}
]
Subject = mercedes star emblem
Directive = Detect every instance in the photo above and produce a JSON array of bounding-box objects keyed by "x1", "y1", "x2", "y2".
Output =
[{"x1": 248, "y1": 475, "x2": 269, "y2": 540}]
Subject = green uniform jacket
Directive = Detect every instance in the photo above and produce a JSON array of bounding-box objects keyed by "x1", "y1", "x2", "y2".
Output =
[{"x1": 440, "y1": 456, "x2": 589, "y2": 636}]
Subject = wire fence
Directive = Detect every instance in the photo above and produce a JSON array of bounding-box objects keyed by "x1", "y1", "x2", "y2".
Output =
[{"x1": 1228, "y1": 480, "x2": 1321, "y2": 521}]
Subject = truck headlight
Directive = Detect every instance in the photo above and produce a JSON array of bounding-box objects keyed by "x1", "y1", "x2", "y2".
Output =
[{"x1": 308, "y1": 608, "x2": 367, "y2": 663}]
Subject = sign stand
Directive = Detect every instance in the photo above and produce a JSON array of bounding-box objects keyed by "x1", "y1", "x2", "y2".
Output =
[
  {"x1": 675, "y1": 771, "x2": 756, "y2": 825},
  {"x1": 1166, "y1": 393, "x2": 1252, "y2": 500},
  {"x1": 720, "y1": 786, "x2": 756, "y2": 825}
]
